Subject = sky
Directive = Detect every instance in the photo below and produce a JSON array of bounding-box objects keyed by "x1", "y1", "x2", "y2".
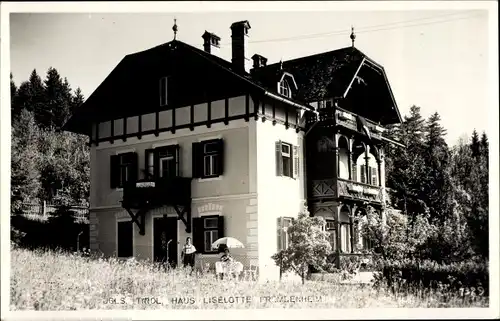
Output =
[{"x1": 8, "y1": 7, "x2": 493, "y2": 145}]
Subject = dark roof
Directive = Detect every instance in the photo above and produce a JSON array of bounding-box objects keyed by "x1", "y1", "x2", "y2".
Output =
[
  {"x1": 250, "y1": 46, "x2": 366, "y2": 102},
  {"x1": 64, "y1": 40, "x2": 401, "y2": 135}
]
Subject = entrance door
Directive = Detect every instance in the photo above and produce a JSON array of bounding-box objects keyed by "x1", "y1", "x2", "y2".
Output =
[{"x1": 153, "y1": 216, "x2": 178, "y2": 267}]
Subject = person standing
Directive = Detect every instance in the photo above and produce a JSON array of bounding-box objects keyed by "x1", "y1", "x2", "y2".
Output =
[{"x1": 181, "y1": 237, "x2": 197, "y2": 271}]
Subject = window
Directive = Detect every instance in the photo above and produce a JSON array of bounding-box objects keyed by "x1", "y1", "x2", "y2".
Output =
[
  {"x1": 276, "y1": 141, "x2": 299, "y2": 179},
  {"x1": 203, "y1": 217, "x2": 219, "y2": 252},
  {"x1": 145, "y1": 145, "x2": 180, "y2": 180},
  {"x1": 325, "y1": 220, "x2": 337, "y2": 251},
  {"x1": 117, "y1": 220, "x2": 133, "y2": 258},
  {"x1": 192, "y1": 216, "x2": 224, "y2": 254},
  {"x1": 145, "y1": 149, "x2": 155, "y2": 179},
  {"x1": 340, "y1": 223, "x2": 351, "y2": 253},
  {"x1": 360, "y1": 165, "x2": 378, "y2": 185},
  {"x1": 110, "y1": 152, "x2": 138, "y2": 189},
  {"x1": 281, "y1": 143, "x2": 292, "y2": 177},
  {"x1": 278, "y1": 79, "x2": 291, "y2": 98},
  {"x1": 157, "y1": 146, "x2": 178, "y2": 179},
  {"x1": 370, "y1": 166, "x2": 378, "y2": 186},
  {"x1": 159, "y1": 76, "x2": 168, "y2": 106},
  {"x1": 192, "y1": 139, "x2": 224, "y2": 179},
  {"x1": 277, "y1": 217, "x2": 293, "y2": 251}
]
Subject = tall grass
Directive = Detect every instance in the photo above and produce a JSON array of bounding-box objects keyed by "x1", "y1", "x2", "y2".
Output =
[{"x1": 10, "y1": 247, "x2": 488, "y2": 310}]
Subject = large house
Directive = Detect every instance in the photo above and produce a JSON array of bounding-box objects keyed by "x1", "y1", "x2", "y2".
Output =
[{"x1": 63, "y1": 20, "x2": 402, "y2": 281}]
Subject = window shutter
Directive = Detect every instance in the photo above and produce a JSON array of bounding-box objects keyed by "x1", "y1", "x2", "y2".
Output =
[
  {"x1": 153, "y1": 149, "x2": 160, "y2": 179},
  {"x1": 192, "y1": 217, "x2": 204, "y2": 254},
  {"x1": 192, "y1": 142, "x2": 201, "y2": 178},
  {"x1": 174, "y1": 145, "x2": 180, "y2": 177},
  {"x1": 292, "y1": 145, "x2": 299, "y2": 179},
  {"x1": 145, "y1": 149, "x2": 153, "y2": 179},
  {"x1": 110, "y1": 155, "x2": 119, "y2": 188},
  {"x1": 216, "y1": 139, "x2": 224, "y2": 176},
  {"x1": 360, "y1": 165, "x2": 365, "y2": 184},
  {"x1": 372, "y1": 166, "x2": 377, "y2": 185},
  {"x1": 130, "y1": 152, "x2": 139, "y2": 182},
  {"x1": 217, "y1": 216, "x2": 225, "y2": 239},
  {"x1": 352, "y1": 164, "x2": 357, "y2": 182},
  {"x1": 277, "y1": 217, "x2": 283, "y2": 251},
  {"x1": 276, "y1": 141, "x2": 283, "y2": 176}
]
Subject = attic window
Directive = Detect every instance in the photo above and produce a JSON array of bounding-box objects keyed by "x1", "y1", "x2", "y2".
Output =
[{"x1": 278, "y1": 79, "x2": 291, "y2": 98}]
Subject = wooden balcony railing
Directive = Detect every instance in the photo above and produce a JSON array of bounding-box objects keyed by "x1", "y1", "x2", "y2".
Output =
[
  {"x1": 337, "y1": 178, "x2": 382, "y2": 203},
  {"x1": 305, "y1": 107, "x2": 385, "y2": 141},
  {"x1": 310, "y1": 178, "x2": 382, "y2": 203},
  {"x1": 122, "y1": 176, "x2": 192, "y2": 209}
]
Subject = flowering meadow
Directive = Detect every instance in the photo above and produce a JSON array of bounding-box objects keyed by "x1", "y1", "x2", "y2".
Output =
[{"x1": 10, "y1": 247, "x2": 488, "y2": 310}]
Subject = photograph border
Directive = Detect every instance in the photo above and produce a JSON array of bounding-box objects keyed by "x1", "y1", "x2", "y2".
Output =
[{"x1": 1, "y1": 1, "x2": 498, "y2": 319}]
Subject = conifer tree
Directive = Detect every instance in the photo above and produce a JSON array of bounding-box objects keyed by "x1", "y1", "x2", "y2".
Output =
[
  {"x1": 470, "y1": 129, "x2": 480, "y2": 158},
  {"x1": 386, "y1": 105, "x2": 428, "y2": 219},
  {"x1": 423, "y1": 112, "x2": 452, "y2": 222}
]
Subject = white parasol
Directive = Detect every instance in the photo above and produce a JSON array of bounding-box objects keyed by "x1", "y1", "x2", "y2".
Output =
[{"x1": 211, "y1": 237, "x2": 245, "y2": 249}]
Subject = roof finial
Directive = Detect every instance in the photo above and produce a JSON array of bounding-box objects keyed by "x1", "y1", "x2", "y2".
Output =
[
  {"x1": 350, "y1": 25, "x2": 356, "y2": 48},
  {"x1": 279, "y1": 58, "x2": 283, "y2": 70},
  {"x1": 172, "y1": 18, "x2": 178, "y2": 40}
]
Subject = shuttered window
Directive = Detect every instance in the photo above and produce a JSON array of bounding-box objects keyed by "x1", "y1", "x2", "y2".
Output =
[
  {"x1": 192, "y1": 215, "x2": 224, "y2": 254},
  {"x1": 360, "y1": 165, "x2": 366, "y2": 184},
  {"x1": 117, "y1": 220, "x2": 133, "y2": 258},
  {"x1": 371, "y1": 166, "x2": 378, "y2": 186},
  {"x1": 192, "y1": 139, "x2": 224, "y2": 179},
  {"x1": 276, "y1": 141, "x2": 300, "y2": 179},
  {"x1": 110, "y1": 152, "x2": 138, "y2": 189}
]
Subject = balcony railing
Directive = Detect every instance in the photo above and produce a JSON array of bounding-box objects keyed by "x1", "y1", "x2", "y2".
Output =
[
  {"x1": 306, "y1": 108, "x2": 385, "y2": 141},
  {"x1": 337, "y1": 178, "x2": 382, "y2": 203},
  {"x1": 122, "y1": 176, "x2": 192, "y2": 209},
  {"x1": 310, "y1": 178, "x2": 382, "y2": 203}
]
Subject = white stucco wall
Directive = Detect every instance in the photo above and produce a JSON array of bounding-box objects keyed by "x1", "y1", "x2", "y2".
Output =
[{"x1": 255, "y1": 119, "x2": 305, "y2": 281}]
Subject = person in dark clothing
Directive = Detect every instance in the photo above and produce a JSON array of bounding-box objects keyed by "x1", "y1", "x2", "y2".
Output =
[{"x1": 181, "y1": 237, "x2": 196, "y2": 270}]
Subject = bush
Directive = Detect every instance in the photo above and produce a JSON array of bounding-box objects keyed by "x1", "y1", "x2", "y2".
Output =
[{"x1": 376, "y1": 258, "x2": 488, "y2": 296}]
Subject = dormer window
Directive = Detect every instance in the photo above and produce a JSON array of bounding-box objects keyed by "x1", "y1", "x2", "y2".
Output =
[{"x1": 279, "y1": 79, "x2": 291, "y2": 98}]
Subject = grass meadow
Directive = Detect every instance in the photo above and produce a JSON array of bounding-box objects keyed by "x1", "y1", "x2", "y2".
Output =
[{"x1": 10, "y1": 247, "x2": 489, "y2": 310}]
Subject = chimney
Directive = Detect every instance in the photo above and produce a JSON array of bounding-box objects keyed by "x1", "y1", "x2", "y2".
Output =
[
  {"x1": 230, "y1": 20, "x2": 251, "y2": 73},
  {"x1": 202, "y1": 31, "x2": 221, "y2": 56},
  {"x1": 251, "y1": 54, "x2": 267, "y2": 69}
]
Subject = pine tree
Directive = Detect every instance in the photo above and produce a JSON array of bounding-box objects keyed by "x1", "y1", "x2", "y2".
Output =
[
  {"x1": 423, "y1": 112, "x2": 452, "y2": 222},
  {"x1": 480, "y1": 132, "x2": 488, "y2": 159},
  {"x1": 386, "y1": 105, "x2": 428, "y2": 219},
  {"x1": 470, "y1": 129, "x2": 480, "y2": 158},
  {"x1": 72, "y1": 87, "x2": 85, "y2": 111},
  {"x1": 43, "y1": 67, "x2": 72, "y2": 129},
  {"x1": 14, "y1": 69, "x2": 46, "y2": 119},
  {"x1": 450, "y1": 135, "x2": 488, "y2": 259}
]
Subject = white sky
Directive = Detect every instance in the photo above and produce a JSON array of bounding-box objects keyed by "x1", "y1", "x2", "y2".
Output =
[{"x1": 7, "y1": 5, "x2": 493, "y2": 145}]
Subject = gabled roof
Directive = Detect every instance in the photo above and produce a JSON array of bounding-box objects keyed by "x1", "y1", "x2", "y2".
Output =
[
  {"x1": 251, "y1": 47, "x2": 366, "y2": 102},
  {"x1": 250, "y1": 46, "x2": 402, "y2": 124},
  {"x1": 64, "y1": 40, "x2": 313, "y2": 135}
]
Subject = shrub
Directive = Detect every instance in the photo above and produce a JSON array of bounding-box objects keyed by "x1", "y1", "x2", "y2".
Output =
[
  {"x1": 271, "y1": 208, "x2": 332, "y2": 284},
  {"x1": 376, "y1": 258, "x2": 489, "y2": 296}
]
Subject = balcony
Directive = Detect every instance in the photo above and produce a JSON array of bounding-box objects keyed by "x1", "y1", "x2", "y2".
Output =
[
  {"x1": 337, "y1": 178, "x2": 382, "y2": 203},
  {"x1": 122, "y1": 177, "x2": 192, "y2": 209},
  {"x1": 310, "y1": 178, "x2": 382, "y2": 204},
  {"x1": 306, "y1": 108, "x2": 385, "y2": 141}
]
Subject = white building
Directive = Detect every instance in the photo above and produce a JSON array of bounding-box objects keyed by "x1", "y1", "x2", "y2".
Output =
[{"x1": 63, "y1": 20, "x2": 402, "y2": 281}]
